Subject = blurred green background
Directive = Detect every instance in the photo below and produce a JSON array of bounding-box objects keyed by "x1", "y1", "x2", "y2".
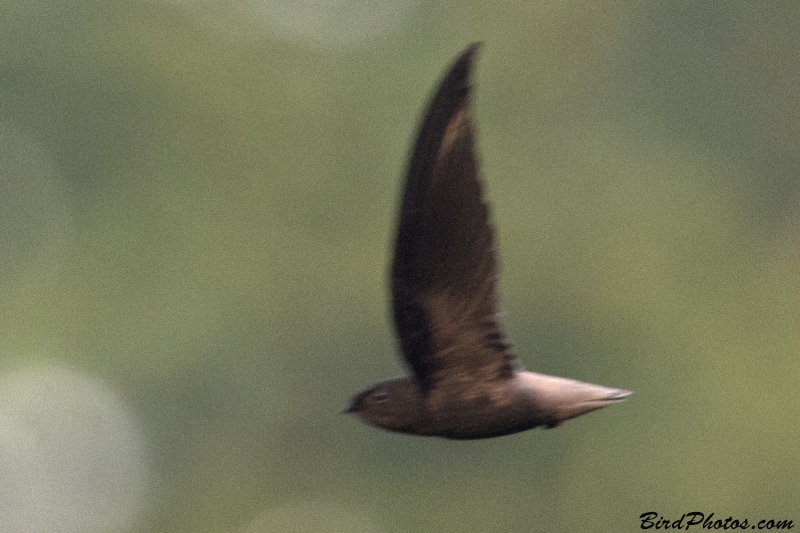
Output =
[{"x1": 2, "y1": 1, "x2": 799, "y2": 532}]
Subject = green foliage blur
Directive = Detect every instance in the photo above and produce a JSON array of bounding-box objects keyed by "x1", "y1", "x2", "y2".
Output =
[{"x1": 2, "y1": 1, "x2": 799, "y2": 532}]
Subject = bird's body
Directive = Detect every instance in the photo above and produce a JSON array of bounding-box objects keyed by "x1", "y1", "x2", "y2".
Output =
[
  {"x1": 345, "y1": 43, "x2": 631, "y2": 439},
  {"x1": 349, "y1": 372, "x2": 629, "y2": 440}
]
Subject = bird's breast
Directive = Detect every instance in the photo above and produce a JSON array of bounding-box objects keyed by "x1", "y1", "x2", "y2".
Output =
[{"x1": 422, "y1": 384, "x2": 547, "y2": 439}]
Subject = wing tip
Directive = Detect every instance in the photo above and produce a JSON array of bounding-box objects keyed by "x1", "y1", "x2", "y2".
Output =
[{"x1": 443, "y1": 42, "x2": 483, "y2": 96}]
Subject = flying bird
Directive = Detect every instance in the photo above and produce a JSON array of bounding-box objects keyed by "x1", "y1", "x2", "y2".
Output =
[{"x1": 345, "y1": 43, "x2": 631, "y2": 439}]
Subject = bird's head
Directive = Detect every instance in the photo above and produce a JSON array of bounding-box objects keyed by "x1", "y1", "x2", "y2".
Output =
[{"x1": 344, "y1": 377, "x2": 425, "y2": 434}]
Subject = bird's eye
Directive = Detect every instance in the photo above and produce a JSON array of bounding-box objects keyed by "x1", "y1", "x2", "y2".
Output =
[{"x1": 372, "y1": 389, "x2": 388, "y2": 402}]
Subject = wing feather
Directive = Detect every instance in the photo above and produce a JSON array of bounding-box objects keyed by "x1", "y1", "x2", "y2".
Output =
[{"x1": 391, "y1": 43, "x2": 516, "y2": 395}]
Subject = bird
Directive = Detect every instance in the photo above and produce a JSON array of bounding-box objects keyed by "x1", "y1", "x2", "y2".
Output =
[{"x1": 345, "y1": 43, "x2": 631, "y2": 439}]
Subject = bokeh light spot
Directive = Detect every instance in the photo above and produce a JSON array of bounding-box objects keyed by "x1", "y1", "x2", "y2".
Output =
[{"x1": 0, "y1": 364, "x2": 151, "y2": 533}]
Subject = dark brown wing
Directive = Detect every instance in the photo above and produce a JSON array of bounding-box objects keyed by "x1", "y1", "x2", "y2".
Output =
[{"x1": 391, "y1": 43, "x2": 516, "y2": 396}]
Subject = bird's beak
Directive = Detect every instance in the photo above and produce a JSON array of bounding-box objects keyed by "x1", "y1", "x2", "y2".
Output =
[{"x1": 341, "y1": 397, "x2": 357, "y2": 414}]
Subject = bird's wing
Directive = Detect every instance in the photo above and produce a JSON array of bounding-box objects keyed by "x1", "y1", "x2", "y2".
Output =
[{"x1": 391, "y1": 43, "x2": 516, "y2": 396}]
